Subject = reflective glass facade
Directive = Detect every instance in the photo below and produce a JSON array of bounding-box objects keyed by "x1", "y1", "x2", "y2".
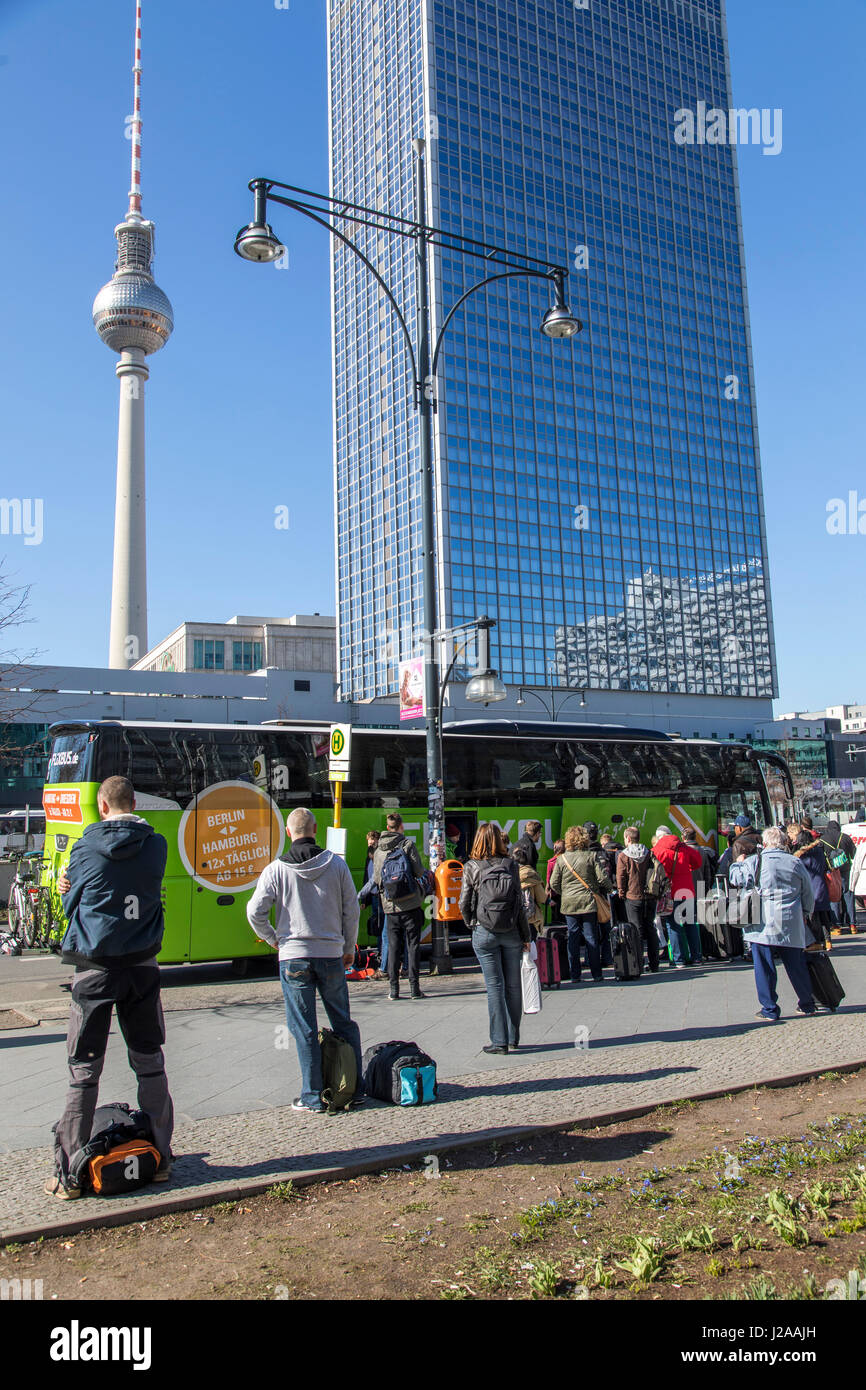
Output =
[{"x1": 328, "y1": 0, "x2": 777, "y2": 705}]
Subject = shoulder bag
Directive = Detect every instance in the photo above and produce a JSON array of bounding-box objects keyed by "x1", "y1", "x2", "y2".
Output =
[{"x1": 562, "y1": 857, "x2": 611, "y2": 924}]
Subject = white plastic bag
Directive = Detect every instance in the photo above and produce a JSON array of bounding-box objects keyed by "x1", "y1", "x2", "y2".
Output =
[{"x1": 521, "y1": 953, "x2": 542, "y2": 1015}]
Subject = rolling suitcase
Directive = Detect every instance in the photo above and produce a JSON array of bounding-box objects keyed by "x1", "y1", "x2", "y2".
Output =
[
  {"x1": 548, "y1": 926, "x2": 569, "y2": 981},
  {"x1": 702, "y1": 881, "x2": 745, "y2": 960},
  {"x1": 536, "y1": 934, "x2": 561, "y2": 990},
  {"x1": 807, "y1": 952, "x2": 845, "y2": 1012},
  {"x1": 613, "y1": 922, "x2": 642, "y2": 980}
]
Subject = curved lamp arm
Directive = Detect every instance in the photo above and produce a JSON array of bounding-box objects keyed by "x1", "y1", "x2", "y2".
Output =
[
  {"x1": 266, "y1": 191, "x2": 419, "y2": 387},
  {"x1": 516, "y1": 688, "x2": 555, "y2": 720},
  {"x1": 431, "y1": 269, "x2": 556, "y2": 377},
  {"x1": 437, "y1": 635, "x2": 472, "y2": 781}
]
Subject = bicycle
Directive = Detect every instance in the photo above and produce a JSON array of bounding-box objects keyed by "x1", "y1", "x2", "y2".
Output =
[
  {"x1": 4, "y1": 851, "x2": 41, "y2": 947},
  {"x1": 3, "y1": 852, "x2": 57, "y2": 949}
]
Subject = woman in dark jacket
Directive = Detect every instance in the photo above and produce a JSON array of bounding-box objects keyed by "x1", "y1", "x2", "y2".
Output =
[
  {"x1": 459, "y1": 822, "x2": 530, "y2": 1055},
  {"x1": 546, "y1": 838, "x2": 566, "y2": 924},
  {"x1": 792, "y1": 832, "x2": 833, "y2": 949}
]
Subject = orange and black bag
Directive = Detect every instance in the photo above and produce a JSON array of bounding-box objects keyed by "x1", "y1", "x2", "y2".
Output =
[{"x1": 67, "y1": 1102, "x2": 161, "y2": 1196}]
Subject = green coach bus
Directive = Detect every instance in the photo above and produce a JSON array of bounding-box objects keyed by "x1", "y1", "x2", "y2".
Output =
[{"x1": 40, "y1": 718, "x2": 792, "y2": 966}]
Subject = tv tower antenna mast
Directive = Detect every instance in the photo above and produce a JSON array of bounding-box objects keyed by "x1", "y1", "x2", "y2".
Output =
[{"x1": 93, "y1": 0, "x2": 173, "y2": 668}]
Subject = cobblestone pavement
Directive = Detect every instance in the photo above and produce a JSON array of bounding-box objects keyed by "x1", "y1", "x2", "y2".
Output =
[{"x1": 1, "y1": 936, "x2": 864, "y2": 1242}]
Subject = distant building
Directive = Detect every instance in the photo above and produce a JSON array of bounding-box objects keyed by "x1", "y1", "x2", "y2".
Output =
[
  {"x1": 790, "y1": 704, "x2": 866, "y2": 734},
  {"x1": 751, "y1": 717, "x2": 830, "y2": 793},
  {"x1": 132, "y1": 614, "x2": 336, "y2": 677}
]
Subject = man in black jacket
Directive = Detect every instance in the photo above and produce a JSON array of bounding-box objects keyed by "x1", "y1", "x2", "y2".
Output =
[
  {"x1": 515, "y1": 821, "x2": 542, "y2": 869},
  {"x1": 373, "y1": 812, "x2": 427, "y2": 1000},
  {"x1": 717, "y1": 815, "x2": 762, "y2": 882},
  {"x1": 48, "y1": 776, "x2": 172, "y2": 1198}
]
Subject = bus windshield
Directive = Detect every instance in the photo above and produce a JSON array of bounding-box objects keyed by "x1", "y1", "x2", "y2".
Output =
[{"x1": 45, "y1": 731, "x2": 100, "y2": 785}]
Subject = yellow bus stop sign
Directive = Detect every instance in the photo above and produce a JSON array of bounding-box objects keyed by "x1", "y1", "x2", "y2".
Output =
[{"x1": 329, "y1": 723, "x2": 352, "y2": 783}]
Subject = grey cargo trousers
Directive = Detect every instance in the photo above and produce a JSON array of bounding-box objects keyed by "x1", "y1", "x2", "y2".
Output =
[{"x1": 54, "y1": 959, "x2": 174, "y2": 1181}]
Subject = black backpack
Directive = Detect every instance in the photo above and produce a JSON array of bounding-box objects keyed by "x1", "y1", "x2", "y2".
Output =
[
  {"x1": 65, "y1": 1102, "x2": 161, "y2": 1194},
  {"x1": 474, "y1": 858, "x2": 519, "y2": 932},
  {"x1": 380, "y1": 842, "x2": 417, "y2": 902},
  {"x1": 362, "y1": 1040, "x2": 438, "y2": 1106}
]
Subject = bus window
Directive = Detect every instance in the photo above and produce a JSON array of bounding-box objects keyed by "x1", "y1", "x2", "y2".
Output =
[
  {"x1": 342, "y1": 733, "x2": 427, "y2": 807},
  {"x1": 115, "y1": 728, "x2": 197, "y2": 806},
  {"x1": 46, "y1": 732, "x2": 99, "y2": 784},
  {"x1": 189, "y1": 729, "x2": 266, "y2": 793},
  {"x1": 743, "y1": 790, "x2": 766, "y2": 831},
  {"x1": 259, "y1": 733, "x2": 317, "y2": 808},
  {"x1": 718, "y1": 791, "x2": 746, "y2": 829}
]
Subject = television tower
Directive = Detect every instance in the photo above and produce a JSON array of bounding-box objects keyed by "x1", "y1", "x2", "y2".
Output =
[{"x1": 93, "y1": 0, "x2": 173, "y2": 668}]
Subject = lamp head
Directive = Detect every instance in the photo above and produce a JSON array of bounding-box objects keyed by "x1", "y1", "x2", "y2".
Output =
[
  {"x1": 466, "y1": 671, "x2": 507, "y2": 705},
  {"x1": 540, "y1": 302, "x2": 582, "y2": 339},
  {"x1": 234, "y1": 220, "x2": 284, "y2": 263},
  {"x1": 541, "y1": 271, "x2": 582, "y2": 339}
]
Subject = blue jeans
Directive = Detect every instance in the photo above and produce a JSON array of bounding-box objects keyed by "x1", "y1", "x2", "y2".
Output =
[
  {"x1": 472, "y1": 926, "x2": 524, "y2": 1048},
  {"x1": 751, "y1": 943, "x2": 814, "y2": 1018},
  {"x1": 279, "y1": 957, "x2": 364, "y2": 1108},
  {"x1": 565, "y1": 913, "x2": 601, "y2": 980},
  {"x1": 379, "y1": 920, "x2": 389, "y2": 972},
  {"x1": 834, "y1": 889, "x2": 855, "y2": 927},
  {"x1": 664, "y1": 910, "x2": 701, "y2": 965}
]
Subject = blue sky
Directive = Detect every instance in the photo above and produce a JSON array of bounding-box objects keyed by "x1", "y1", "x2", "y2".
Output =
[{"x1": 0, "y1": 0, "x2": 863, "y2": 714}]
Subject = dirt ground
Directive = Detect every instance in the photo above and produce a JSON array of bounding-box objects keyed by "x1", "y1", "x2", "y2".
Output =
[{"x1": 3, "y1": 1068, "x2": 866, "y2": 1301}]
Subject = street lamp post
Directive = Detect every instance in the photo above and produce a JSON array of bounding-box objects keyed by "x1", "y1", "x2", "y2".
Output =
[
  {"x1": 234, "y1": 151, "x2": 581, "y2": 876},
  {"x1": 516, "y1": 664, "x2": 587, "y2": 722}
]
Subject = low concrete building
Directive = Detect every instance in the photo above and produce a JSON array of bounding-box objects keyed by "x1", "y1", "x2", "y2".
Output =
[{"x1": 132, "y1": 614, "x2": 336, "y2": 676}]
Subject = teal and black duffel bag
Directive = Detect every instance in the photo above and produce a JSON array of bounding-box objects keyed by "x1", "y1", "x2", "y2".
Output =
[{"x1": 362, "y1": 1040, "x2": 438, "y2": 1106}]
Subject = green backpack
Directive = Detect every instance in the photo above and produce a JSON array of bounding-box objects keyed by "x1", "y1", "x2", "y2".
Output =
[{"x1": 319, "y1": 1028, "x2": 357, "y2": 1114}]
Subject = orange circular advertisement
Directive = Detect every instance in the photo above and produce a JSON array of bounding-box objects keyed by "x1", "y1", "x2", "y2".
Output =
[{"x1": 178, "y1": 781, "x2": 285, "y2": 892}]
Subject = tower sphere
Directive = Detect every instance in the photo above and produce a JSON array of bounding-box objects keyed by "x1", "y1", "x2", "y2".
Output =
[
  {"x1": 93, "y1": 272, "x2": 174, "y2": 355},
  {"x1": 93, "y1": 215, "x2": 174, "y2": 355}
]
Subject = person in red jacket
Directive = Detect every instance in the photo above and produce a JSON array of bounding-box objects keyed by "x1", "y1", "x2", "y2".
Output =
[{"x1": 652, "y1": 825, "x2": 704, "y2": 968}]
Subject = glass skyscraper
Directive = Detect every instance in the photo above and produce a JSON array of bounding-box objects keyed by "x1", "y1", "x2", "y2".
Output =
[{"x1": 328, "y1": 0, "x2": 777, "y2": 722}]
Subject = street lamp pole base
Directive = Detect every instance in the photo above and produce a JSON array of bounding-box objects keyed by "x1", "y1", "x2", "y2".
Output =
[{"x1": 429, "y1": 920, "x2": 454, "y2": 975}]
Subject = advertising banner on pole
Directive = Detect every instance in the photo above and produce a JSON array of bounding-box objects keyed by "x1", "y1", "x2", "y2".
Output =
[{"x1": 398, "y1": 657, "x2": 425, "y2": 722}]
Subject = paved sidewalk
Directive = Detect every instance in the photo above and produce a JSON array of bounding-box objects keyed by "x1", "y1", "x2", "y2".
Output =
[{"x1": 1, "y1": 938, "x2": 864, "y2": 1243}]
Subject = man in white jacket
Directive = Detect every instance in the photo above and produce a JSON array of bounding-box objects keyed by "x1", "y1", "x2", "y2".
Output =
[{"x1": 246, "y1": 808, "x2": 364, "y2": 1113}]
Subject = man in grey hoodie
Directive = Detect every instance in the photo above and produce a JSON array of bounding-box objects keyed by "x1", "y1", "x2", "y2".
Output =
[
  {"x1": 616, "y1": 826, "x2": 660, "y2": 972},
  {"x1": 246, "y1": 808, "x2": 363, "y2": 1113}
]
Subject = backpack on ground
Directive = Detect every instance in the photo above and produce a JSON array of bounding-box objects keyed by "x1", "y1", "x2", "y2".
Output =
[
  {"x1": 66, "y1": 1102, "x2": 161, "y2": 1196},
  {"x1": 475, "y1": 860, "x2": 518, "y2": 931},
  {"x1": 380, "y1": 843, "x2": 417, "y2": 902},
  {"x1": 346, "y1": 946, "x2": 379, "y2": 980},
  {"x1": 363, "y1": 1040, "x2": 438, "y2": 1106},
  {"x1": 319, "y1": 1028, "x2": 357, "y2": 1113}
]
